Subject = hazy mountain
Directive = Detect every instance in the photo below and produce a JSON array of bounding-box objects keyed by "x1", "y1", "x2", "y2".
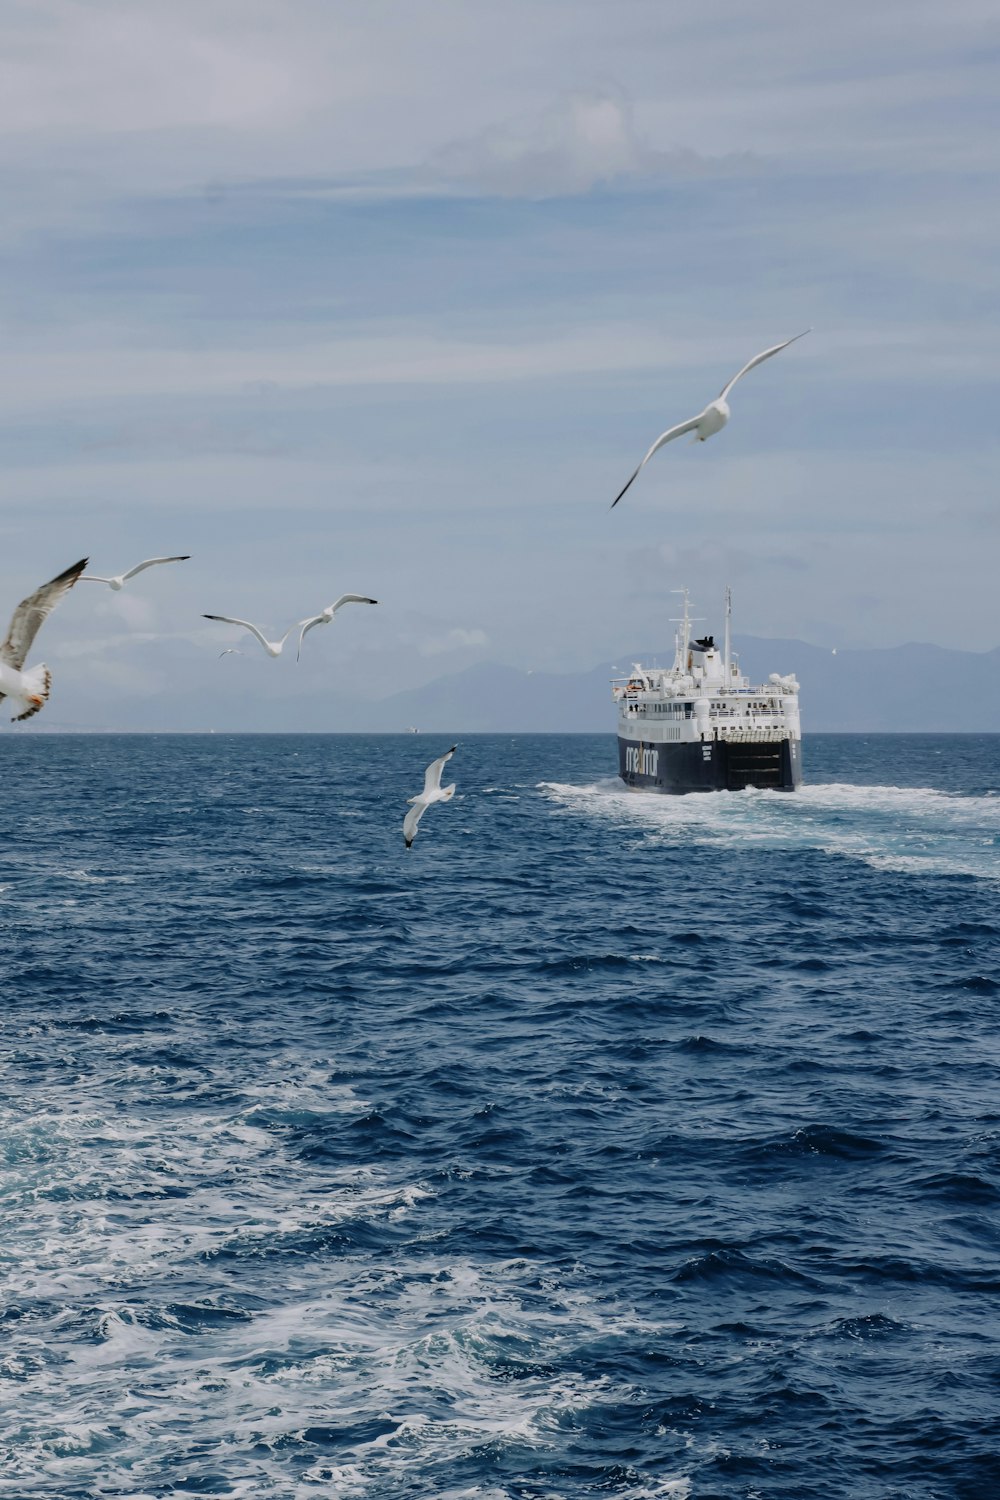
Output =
[
  {"x1": 24, "y1": 637, "x2": 1000, "y2": 734},
  {"x1": 353, "y1": 638, "x2": 1000, "y2": 734}
]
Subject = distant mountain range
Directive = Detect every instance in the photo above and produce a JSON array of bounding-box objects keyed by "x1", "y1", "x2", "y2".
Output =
[
  {"x1": 25, "y1": 636, "x2": 1000, "y2": 734},
  {"x1": 338, "y1": 636, "x2": 1000, "y2": 734}
]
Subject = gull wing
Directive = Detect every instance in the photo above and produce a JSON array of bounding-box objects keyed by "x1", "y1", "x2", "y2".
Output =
[
  {"x1": 327, "y1": 595, "x2": 378, "y2": 616},
  {"x1": 402, "y1": 801, "x2": 426, "y2": 847},
  {"x1": 121, "y1": 556, "x2": 191, "y2": 582},
  {"x1": 296, "y1": 615, "x2": 325, "y2": 661},
  {"x1": 1, "y1": 558, "x2": 88, "y2": 669},
  {"x1": 610, "y1": 416, "x2": 702, "y2": 508},
  {"x1": 422, "y1": 744, "x2": 457, "y2": 795},
  {"x1": 717, "y1": 329, "x2": 810, "y2": 402},
  {"x1": 203, "y1": 614, "x2": 274, "y2": 654}
]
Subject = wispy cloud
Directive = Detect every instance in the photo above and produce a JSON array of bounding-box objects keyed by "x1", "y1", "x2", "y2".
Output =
[
  {"x1": 430, "y1": 91, "x2": 755, "y2": 199},
  {"x1": 4, "y1": 317, "x2": 999, "y2": 423},
  {"x1": 0, "y1": 0, "x2": 991, "y2": 220},
  {"x1": 0, "y1": 1, "x2": 998, "y2": 728}
]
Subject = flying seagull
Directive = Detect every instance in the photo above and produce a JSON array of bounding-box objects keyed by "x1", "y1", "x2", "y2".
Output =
[
  {"x1": 403, "y1": 745, "x2": 457, "y2": 848},
  {"x1": 81, "y1": 556, "x2": 190, "y2": 590},
  {"x1": 297, "y1": 595, "x2": 378, "y2": 661},
  {"x1": 203, "y1": 614, "x2": 295, "y2": 658},
  {"x1": 611, "y1": 330, "x2": 810, "y2": 508},
  {"x1": 0, "y1": 558, "x2": 87, "y2": 721}
]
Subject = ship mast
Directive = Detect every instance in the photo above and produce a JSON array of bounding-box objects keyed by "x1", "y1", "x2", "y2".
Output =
[
  {"x1": 670, "y1": 588, "x2": 690, "y2": 671},
  {"x1": 723, "y1": 584, "x2": 732, "y2": 684}
]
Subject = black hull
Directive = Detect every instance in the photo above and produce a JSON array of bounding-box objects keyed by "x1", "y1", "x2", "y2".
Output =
[{"x1": 618, "y1": 736, "x2": 802, "y2": 794}]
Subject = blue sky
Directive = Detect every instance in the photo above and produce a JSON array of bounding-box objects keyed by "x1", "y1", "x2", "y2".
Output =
[{"x1": 0, "y1": 0, "x2": 997, "y2": 727}]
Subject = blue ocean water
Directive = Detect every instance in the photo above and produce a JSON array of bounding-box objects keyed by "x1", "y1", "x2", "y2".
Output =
[{"x1": 1, "y1": 732, "x2": 999, "y2": 1500}]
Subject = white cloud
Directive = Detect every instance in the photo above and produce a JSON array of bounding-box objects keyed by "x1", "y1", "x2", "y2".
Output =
[
  {"x1": 0, "y1": 0, "x2": 990, "y2": 224},
  {"x1": 418, "y1": 627, "x2": 489, "y2": 657},
  {"x1": 431, "y1": 91, "x2": 738, "y2": 198},
  {"x1": 100, "y1": 592, "x2": 157, "y2": 630},
  {"x1": 0, "y1": 1, "x2": 997, "y2": 730}
]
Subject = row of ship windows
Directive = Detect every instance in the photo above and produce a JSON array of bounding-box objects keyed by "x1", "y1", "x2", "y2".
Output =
[
  {"x1": 630, "y1": 701, "x2": 779, "y2": 716},
  {"x1": 626, "y1": 703, "x2": 689, "y2": 715}
]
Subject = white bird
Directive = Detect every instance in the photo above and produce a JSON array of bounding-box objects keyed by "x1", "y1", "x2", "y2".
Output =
[
  {"x1": 296, "y1": 595, "x2": 378, "y2": 661},
  {"x1": 203, "y1": 614, "x2": 295, "y2": 658},
  {"x1": 0, "y1": 558, "x2": 87, "y2": 722},
  {"x1": 403, "y1": 746, "x2": 457, "y2": 848},
  {"x1": 611, "y1": 331, "x2": 810, "y2": 507},
  {"x1": 81, "y1": 556, "x2": 190, "y2": 589}
]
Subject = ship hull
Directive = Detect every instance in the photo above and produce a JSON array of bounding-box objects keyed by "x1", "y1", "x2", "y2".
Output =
[{"x1": 618, "y1": 735, "x2": 802, "y2": 794}]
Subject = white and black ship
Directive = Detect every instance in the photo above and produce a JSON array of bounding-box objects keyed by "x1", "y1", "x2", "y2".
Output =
[{"x1": 613, "y1": 589, "x2": 802, "y2": 794}]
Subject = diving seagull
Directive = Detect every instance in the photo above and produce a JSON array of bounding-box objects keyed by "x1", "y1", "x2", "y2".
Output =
[
  {"x1": 611, "y1": 330, "x2": 810, "y2": 508},
  {"x1": 0, "y1": 558, "x2": 88, "y2": 722},
  {"x1": 202, "y1": 614, "x2": 295, "y2": 658},
  {"x1": 81, "y1": 556, "x2": 190, "y2": 589},
  {"x1": 403, "y1": 746, "x2": 457, "y2": 848},
  {"x1": 296, "y1": 595, "x2": 378, "y2": 661}
]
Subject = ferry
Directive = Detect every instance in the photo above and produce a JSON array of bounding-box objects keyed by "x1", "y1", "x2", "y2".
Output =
[{"x1": 613, "y1": 589, "x2": 802, "y2": 793}]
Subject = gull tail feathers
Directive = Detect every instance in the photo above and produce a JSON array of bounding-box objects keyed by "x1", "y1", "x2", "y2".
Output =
[
  {"x1": 440, "y1": 784, "x2": 456, "y2": 802},
  {"x1": 12, "y1": 664, "x2": 52, "y2": 721}
]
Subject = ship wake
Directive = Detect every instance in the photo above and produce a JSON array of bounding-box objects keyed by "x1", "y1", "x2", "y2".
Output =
[{"x1": 537, "y1": 779, "x2": 1000, "y2": 882}]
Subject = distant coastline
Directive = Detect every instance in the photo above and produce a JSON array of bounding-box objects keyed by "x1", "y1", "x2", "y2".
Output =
[
  {"x1": 13, "y1": 634, "x2": 1000, "y2": 735},
  {"x1": 356, "y1": 636, "x2": 1000, "y2": 735}
]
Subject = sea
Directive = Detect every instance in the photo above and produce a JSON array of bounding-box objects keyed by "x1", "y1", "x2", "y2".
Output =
[{"x1": 1, "y1": 732, "x2": 998, "y2": 1500}]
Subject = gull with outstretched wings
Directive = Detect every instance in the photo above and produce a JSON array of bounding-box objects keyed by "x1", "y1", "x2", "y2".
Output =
[
  {"x1": 611, "y1": 331, "x2": 810, "y2": 508},
  {"x1": 297, "y1": 595, "x2": 378, "y2": 661},
  {"x1": 81, "y1": 556, "x2": 190, "y2": 590},
  {"x1": 0, "y1": 558, "x2": 88, "y2": 721},
  {"x1": 403, "y1": 746, "x2": 457, "y2": 848},
  {"x1": 203, "y1": 614, "x2": 295, "y2": 658}
]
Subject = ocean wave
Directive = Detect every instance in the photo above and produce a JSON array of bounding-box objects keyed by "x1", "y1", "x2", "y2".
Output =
[
  {"x1": 2, "y1": 1245, "x2": 686, "y2": 1496},
  {"x1": 3, "y1": 733, "x2": 998, "y2": 1498}
]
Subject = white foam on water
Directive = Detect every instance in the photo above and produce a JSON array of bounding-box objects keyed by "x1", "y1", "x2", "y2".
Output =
[
  {"x1": 625, "y1": 1482, "x2": 692, "y2": 1500},
  {"x1": 538, "y1": 779, "x2": 1000, "y2": 881},
  {"x1": 5, "y1": 1251, "x2": 681, "y2": 1495},
  {"x1": 0, "y1": 1078, "x2": 689, "y2": 1498}
]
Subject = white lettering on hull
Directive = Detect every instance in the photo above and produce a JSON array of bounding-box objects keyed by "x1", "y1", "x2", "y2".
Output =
[{"x1": 624, "y1": 744, "x2": 658, "y2": 776}]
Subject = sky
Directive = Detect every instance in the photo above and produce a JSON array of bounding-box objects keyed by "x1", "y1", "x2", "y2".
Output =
[{"x1": 1, "y1": 0, "x2": 997, "y2": 728}]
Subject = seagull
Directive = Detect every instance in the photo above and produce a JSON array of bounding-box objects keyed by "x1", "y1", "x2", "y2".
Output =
[
  {"x1": 403, "y1": 746, "x2": 457, "y2": 848},
  {"x1": 202, "y1": 615, "x2": 295, "y2": 658},
  {"x1": 81, "y1": 556, "x2": 190, "y2": 590},
  {"x1": 0, "y1": 558, "x2": 87, "y2": 722},
  {"x1": 296, "y1": 595, "x2": 378, "y2": 661},
  {"x1": 610, "y1": 330, "x2": 810, "y2": 507}
]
